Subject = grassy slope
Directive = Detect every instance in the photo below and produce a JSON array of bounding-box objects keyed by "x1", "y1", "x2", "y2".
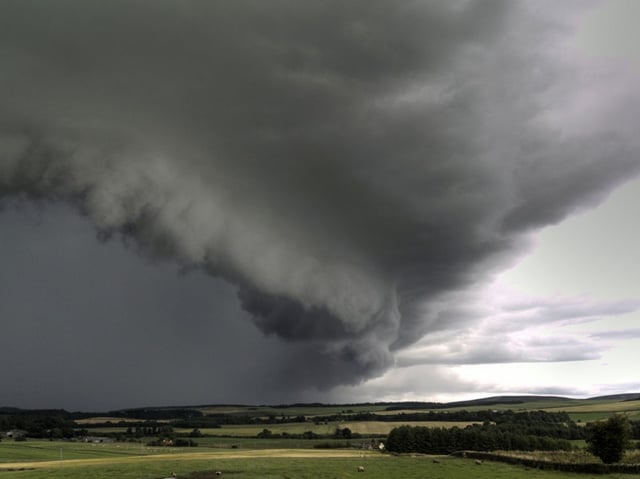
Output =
[
  {"x1": 0, "y1": 441, "x2": 171, "y2": 462},
  {"x1": 541, "y1": 399, "x2": 640, "y2": 422},
  {"x1": 195, "y1": 397, "x2": 640, "y2": 418},
  {"x1": 75, "y1": 396, "x2": 640, "y2": 424}
]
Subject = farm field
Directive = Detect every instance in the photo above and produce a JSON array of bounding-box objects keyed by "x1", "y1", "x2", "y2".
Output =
[
  {"x1": 85, "y1": 422, "x2": 336, "y2": 437},
  {"x1": 196, "y1": 404, "x2": 386, "y2": 418},
  {"x1": 541, "y1": 400, "x2": 640, "y2": 423},
  {"x1": 0, "y1": 440, "x2": 174, "y2": 462},
  {"x1": 88, "y1": 421, "x2": 479, "y2": 438},
  {"x1": 188, "y1": 397, "x2": 640, "y2": 419},
  {"x1": 2, "y1": 443, "x2": 639, "y2": 479},
  {"x1": 193, "y1": 436, "x2": 372, "y2": 449},
  {"x1": 73, "y1": 396, "x2": 640, "y2": 427},
  {"x1": 176, "y1": 422, "x2": 338, "y2": 437},
  {"x1": 340, "y1": 420, "x2": 481, "y2": 435}
]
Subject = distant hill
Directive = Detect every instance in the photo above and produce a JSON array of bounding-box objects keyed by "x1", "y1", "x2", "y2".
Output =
[
  {"x1": 383, "y1": 395, "x2": 575, "y2": 411},
  {"x1": 446, "y1": 395, "x2": 573, "y2": 407},
  {"x1": 588, "y1": 393, "x2": 640, "y2": 401},
  {"x1": 0, "y1": 407, "x2": 22, "y2": 413}
]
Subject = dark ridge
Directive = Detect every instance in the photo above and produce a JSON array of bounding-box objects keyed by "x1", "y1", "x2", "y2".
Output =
[{"x1": 385, "y1": 395, "x2": 573, "y2": 411}]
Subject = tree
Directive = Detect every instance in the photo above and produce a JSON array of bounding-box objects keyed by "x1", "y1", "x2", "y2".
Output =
[{"x1": 587, "y1": 415, "x2": 630, "y2": 464}]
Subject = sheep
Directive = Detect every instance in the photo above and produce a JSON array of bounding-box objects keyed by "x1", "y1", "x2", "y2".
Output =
[
  {"x1": 357, "y1": 465, "x2": 365, "y2": 472},
  {"x1": 475, "y1": 459, "x2": 483, "y2": 465}
]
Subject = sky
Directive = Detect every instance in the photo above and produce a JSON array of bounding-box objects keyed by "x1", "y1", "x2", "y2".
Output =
[{"x1": 0, "y1": 0, "x2": 639, "y2": 411}]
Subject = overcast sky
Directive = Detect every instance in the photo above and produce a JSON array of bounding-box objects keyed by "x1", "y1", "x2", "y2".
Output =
[{"x1": 1, "y1": 0, "x2": 639, "y2": 411}]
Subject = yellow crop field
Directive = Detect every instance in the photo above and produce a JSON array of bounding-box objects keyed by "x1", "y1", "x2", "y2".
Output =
[{"x1": 340, "y1": 421, "x2": 481, "y2": 435}]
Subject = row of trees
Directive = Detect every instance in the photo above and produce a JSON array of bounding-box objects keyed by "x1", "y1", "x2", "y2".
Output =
[
  {"x1": 386, "y1": 415, "x2": 633, "y2": 464},
  {"x1": 586, "y1": 415, "x2": 630, "y2": 463},
  {"x1": 316, "y1": 409, "x2": 573, "y2": 424},
  {"x1": 386, "y1": 423, "x2": 572, "y2": 454},
  {"x1": 255, "y1": 426, "x2": 357, "y2": 440},
  {"x1": 0, "y1": 411, "x2": 81, "y2": 439}
]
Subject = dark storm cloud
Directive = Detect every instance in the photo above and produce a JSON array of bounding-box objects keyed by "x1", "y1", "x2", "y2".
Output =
[
  {"x1": 1, "y1": 0, "x2": 639, "y2": 399},
  {"x1": 0, "y1": 201, "x2": 332, "y2": 409}
]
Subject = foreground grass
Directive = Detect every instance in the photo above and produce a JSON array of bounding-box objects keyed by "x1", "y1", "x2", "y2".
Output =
[
  {"x1": 0, "y1": 440, "x2": 166, "y2": 462},
  {"x1": 2, "y1": 445, "x2": 640, "y2": 479}
]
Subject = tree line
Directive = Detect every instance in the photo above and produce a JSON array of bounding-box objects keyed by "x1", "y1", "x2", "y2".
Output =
[{"x1": 385, "y1": 423, "x2": 573, "y2": 454}]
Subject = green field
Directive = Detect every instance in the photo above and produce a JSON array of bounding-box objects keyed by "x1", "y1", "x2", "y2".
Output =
[
  {"x1": 542, "y1": 400, "x2": 640, "y2": 423},
  {"x1": 0, "y1": 440, "x2": 179, "y2": 462},
  {"x1": 192, "y1": 436, "x2": 367, "y2": 449},
  {"x1": 2, "y1": 443, "x2": 639, "y2": 479}
]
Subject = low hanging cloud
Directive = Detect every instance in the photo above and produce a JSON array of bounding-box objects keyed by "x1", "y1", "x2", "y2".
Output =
[{"x1": 1, "y1": 1, "x2": 639, "y2": 391}]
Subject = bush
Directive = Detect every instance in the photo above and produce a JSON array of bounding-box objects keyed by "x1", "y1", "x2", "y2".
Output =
[{"x1": 587, "y1": 415, "x2": 630, "y2": 464}]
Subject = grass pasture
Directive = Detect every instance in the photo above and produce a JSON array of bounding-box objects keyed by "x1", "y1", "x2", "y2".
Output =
[
  {"x1": 0, "y1": 440, "x2": 173, "y2": 463},
  {"x1": 542, "y1": 399, "x2": 640, "y2": 422},
  {"x1": 2, "y1": 444, "x2": 638, "y2": 479},
  {"x1": 193, "y1": 436, "x2": 368, "y2": 449}
]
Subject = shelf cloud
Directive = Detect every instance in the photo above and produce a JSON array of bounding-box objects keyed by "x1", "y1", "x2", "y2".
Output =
[{"x1": 1, "y1": 0, "x2": 639, "y2": 402}]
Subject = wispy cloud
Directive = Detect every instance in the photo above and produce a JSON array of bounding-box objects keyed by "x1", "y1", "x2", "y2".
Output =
[
  {"x1": 590, "y1": 328, "x2": 640, "y2": 341},
  {"x1": 396, "y1": 284, "x2": 639, "y2": 367}
]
